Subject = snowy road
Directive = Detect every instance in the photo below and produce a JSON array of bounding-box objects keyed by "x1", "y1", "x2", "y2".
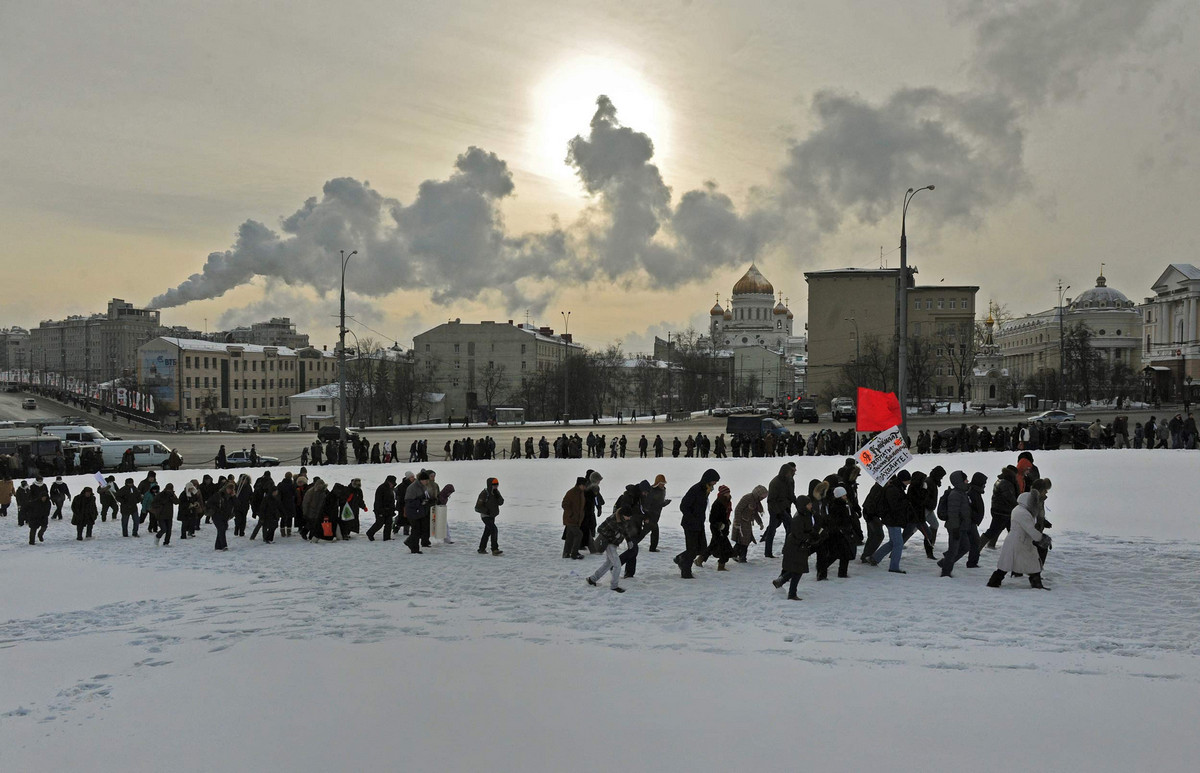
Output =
[{"x1": 2, "y1": 451, "x2": 1199, "y2": 772}]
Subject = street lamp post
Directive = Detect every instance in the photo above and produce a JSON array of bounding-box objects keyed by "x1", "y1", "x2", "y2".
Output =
[
  {"x1": 1057, "y1": 282, "x2": 1071, "y2": 409},
  {"x1": 898, "y1": 185, "x2": 934, "y2": 442},
  {"x1": 559, "y1": 311, "x2": 571, "y2": 424},
  {"x1": 338, "y1": 249, "x2": 357, "y2": 462}
]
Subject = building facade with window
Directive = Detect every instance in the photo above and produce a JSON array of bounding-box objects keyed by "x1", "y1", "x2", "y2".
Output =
[
  {"x1": 1141, "y1": 264, "x2": 1200, "y2": 402},
  {"x1": 0, "y1": 327, "x2": 30, "y2": 373},
  {"x1": 29, "y1": 299, "x2": 161, "y2": 384},
  {"x1": 413, "y1": 319, "x2": 583, "y2": 419},
  {"x1": 996, "y1": 273, "x2": 1142, "y2": 390},
  {"x1": 136, "y1": 337, "x2": 337, "y2": 427},
  {"x1": 804, "y1": 268, "x2": 978, "y2": 408}
]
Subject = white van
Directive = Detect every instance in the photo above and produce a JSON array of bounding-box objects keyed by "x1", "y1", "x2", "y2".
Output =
[
  {"x1": 99, "y1": 439, "x2": 178, "y2": 471},
  {"x1": 41, "y1": 425, "x2": 109, "y2": 444}
]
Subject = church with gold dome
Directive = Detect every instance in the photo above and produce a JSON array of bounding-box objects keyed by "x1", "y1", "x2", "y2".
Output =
[{"x1": 706, "y1": 264, "x2": 800, "y2": 353}]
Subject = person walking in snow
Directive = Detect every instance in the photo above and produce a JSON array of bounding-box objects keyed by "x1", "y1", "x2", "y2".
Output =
[
  {"x1": 367, "y1": 475, "x2": 397, "y2": 541},
  {"x1": 815, "y1": 483, "x2": 856, "y2": 580},
  {"x1": 675, "y1": 468, "x2": 720, "y2": 578},
  {"x1": 150, "y1": 483, "x2": 178, "y2": 545},
  {"x1": 70, "y1": 486, "x2": 99, "y2": 540},
  {"x1": 641, "y1": 474, "x2": 669, "y2": 552},
  {"x1": 562, "y1": 476, "x2": 587, "y2": 560},
  {"x1": 50, "y1": 475, "x2": 70, "y2": 520},
  {"x1": 987, "y1": 490, "x2": 1051, "y2": 590},
  {"x1": 773, "y1": 492, "x2": 816, "y2": 600},
  {"x1": 762, "y1": 463, "x2": 796, "y2": 559},
  {"x1": 696, "y1": 484, "x2": 735, "y2": 570},
  {"x1": 208, "y1": 479, "x2": 236, "y2": 551},
  {"x1": 474, "y1": 477, "x2": 504, "y2": 555},
  {"x1": 732, "y1": 485, "x2": 766, "y2": 562},
  {"x1": 586, "y1": 503, "x2": 636, "y2": 593},
  {"x1": 936, "y1": 471, "x2": 973, "y2": 577}
]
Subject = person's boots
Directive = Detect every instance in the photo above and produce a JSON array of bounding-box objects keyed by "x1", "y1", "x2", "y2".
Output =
[
  {"x1": 924, "y1": 539, "x2": 936, "y2": 560},
  {"x1": 763, "y1": 536, "x2": 774, "y2": 559},
  {"x1": 716, "y1": 560, "x2": 727, "y2": 571},
  {"x1": 837, "y1": 566, "x2": 849, "y2": 579},
  {"x1": 787, "y1": 592, "x2": 801, "y2": 601},
  {"x1": 1029, "y1": 573, "x2": 1050, "y2": 591},
  {"x1": 987, "y1": 570, "x2": 1005, "y2": 588},
  {"x1": 772, "y1": 575, "x2": 785, "y2": 589},
  {"x1": 694, "y1": 555, "x2": 705, "y2": 567}
]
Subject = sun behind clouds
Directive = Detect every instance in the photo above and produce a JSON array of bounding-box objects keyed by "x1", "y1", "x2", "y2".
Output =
[{"x1": 528, "y1": 54, "x2": 670, "y2": 194}]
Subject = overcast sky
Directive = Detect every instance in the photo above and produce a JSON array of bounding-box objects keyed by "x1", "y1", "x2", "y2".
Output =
[{"x1": 2, "y1": 0, "x2": 1197, "y2": 351}]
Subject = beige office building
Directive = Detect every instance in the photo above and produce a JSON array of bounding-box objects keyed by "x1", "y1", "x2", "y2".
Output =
[
  {"x1": 414, "y1": 319, "x2": 583, "y2": 419},
  {"x1": 137, "y1": 337, "x2": 337, "y2": 427},
  {"x1": 805, "y1": 268, "x2": 978, "y2": 408}
]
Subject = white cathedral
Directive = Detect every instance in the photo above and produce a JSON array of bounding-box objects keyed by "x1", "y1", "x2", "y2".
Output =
[{"x1": 705, "y1": 264, "x2": 802, "y2": 354}]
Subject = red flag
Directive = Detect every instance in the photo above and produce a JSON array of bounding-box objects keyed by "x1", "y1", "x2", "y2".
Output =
[{"x1": 856, "y1": 387, "x2": 902, "y2": 432}]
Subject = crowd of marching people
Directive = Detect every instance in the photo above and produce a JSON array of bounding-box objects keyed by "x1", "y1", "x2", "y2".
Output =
[{"x1": 2, "y1": 447, "x2": 1056, "y2": 599}]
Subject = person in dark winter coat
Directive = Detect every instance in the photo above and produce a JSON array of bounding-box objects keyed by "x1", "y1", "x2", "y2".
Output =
[
  {"x1": 859, "y1": 481, "x2": 886, "y2": 563},
  {"x1": 868, "y1": 470, "x2": 913, "y2": 572},
  {"x1": 70, "y1": 487, "x2": 99, "y2": 540},
  {"x1": 258, "y1": 488, "x2": 283, "y2": 543},
  {"x1": 208, "y1": 479, "x2": 236, "y2": 550},
  {"x1": 341, "y1": 478, "x2": 367, "y2": 539},
  {"x1": 301, "y1": 478, "x2": 328, "y2": 540},
  {"x1": 474, "y1": 477, "x2": 504, "y2": 555},
  {"x1": 815, "y1": 483, "x2": 856, "y2": 580},
  {"x1": 367, "y1": 476, "x2": 397, "y2": 541},
  {"x1": 232, "y1": 474, "x2": 252, "y2": 536},
  {"x1": 581, "y1": 470, "x2": 604, "y2": 553},
  {"x1": 773, "y1": 494, "x2": 816, "y2": 599},
  {"x1": 923, "y1": 466, "x2": 947, "y2": 560},
  {"x1": 26, "y1": 477, "x2": 51, "y2": 545},
  {"x1": 964, "y1": 471, "x2": 988, "y2": 567},
  {"x1": 982, "y1": 466, "x2": 1020, "y2": 549},
  {"x1": 276, "y1": 472, "x2": 297, "y2": 537},
  {"x1": 50, "y1": 476, "x2": 70, "y2": 520},
  {"x1": 697, "y1": 485, "x2": 735, "y2": 570},
  {"x1": 586, "y1": 504, "x2": 637, "y2": 592},
  {"x1": 403, "y1": 471, "x2": 433, "y2": 553},
  {"x1": 392, "y1": 471, "x2": 415, "y2": 535},
  {"x1": 177, "y1": 481, "x2": 203, "y2": 539},
  {"x1": 562, "y1": 477, "x2": 587, "y2": 559},
  {"x1": 150, "y1": 484, "x2": 178, "y2": 545},
  {"x1": 98, "y1": 476, "x2": 117, "y2": 521},
  {"x1": 763, "y1": 463, "x2": 796, "y2": 558},
  {"x1": 675, "y1": 468, "x2": 720, "y2": 578},
  {"x1": 936, "y1": 471, "x2": 972, "y2": 576},
  {"x1": 614, "y1": 483, "x2": 647, "y2": 577},
  {"x1": 117, "y1": 478, "x2": 141, "y2": 537}
]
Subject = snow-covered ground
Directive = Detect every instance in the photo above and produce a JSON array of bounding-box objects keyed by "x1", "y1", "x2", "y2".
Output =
[{"x1": 3, "y1": 451, "x2": 1200, "y2": 772}]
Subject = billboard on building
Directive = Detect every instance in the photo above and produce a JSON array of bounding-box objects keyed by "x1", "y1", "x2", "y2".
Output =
[{"x1": 140, "y1": 344, "x2": 178, "y2": 413}]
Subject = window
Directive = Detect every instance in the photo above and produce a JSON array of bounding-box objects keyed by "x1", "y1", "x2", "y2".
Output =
[
  {"x1": 521, "y1": 361, "x2": 526, "y2": 371},
  {"x1": 468, "y1": 342, "x2": 475, "y2": 355},
  {"x1": 185, "y1": 356, "x2": 191, "y2": 368},
  {"x1": 454, "y1": 344, "x2": 460, "y2": 353},
  {"x1": 233, "y1": 360, "x2": 239, "y2": 371},
  {"x1": 253, "y1": 361, "x2": 258, "y2": 371},
  {"x1": 455, "y1": 361, "x2": 460, "y2": 369},
  {"x1": 234, "y1": 398, "x2": 239, "y2": 409},
  {"x1": 204, "y1": 377, "x2": 209, "y2": 388},
  {"x1": 937, "y1": 298, "x2": 944, "y2": 309},
  {"x1": 425, "y1": 344, "x2": 430, "y2": 352},
  {"x1": 949, "y1": 299, "x2": 957, "y2": 309},
  {"x1": 186, "y1": 377, "x2": 192, "y2": 388},
  {"x1": 269, "y1": 379, "x2": 274, "y2": 389},
  {"x1": 252, "y1": 379, "x2": 257, "y2": 390},
  {"x1": 914, "y1": 299, "x2": 921, "y2": 310},
  {"x1": 185, "y1": 397, "x2": 192, "y2": 409},
  {"x1": 962, "y1": 298, "x2": 969, "y2": 310},
  {"x1": 270, "y1": 397, "x2": 274, "y2": 407},
  {"x1": 204, "y1": 357, "x2": 209, "y2": 368},
  {"x1": 521, "y1": 344, "x2": 526, "y2": 355},
  {"x1": 252, "y1": 398, "x2": 257, "y2": 408},
  {"x1": 925, "y1": 300, "x2": 932, "y2": 309},
  {"x1": 317, "y1": 404, "x2": 326, "y2": 413}
]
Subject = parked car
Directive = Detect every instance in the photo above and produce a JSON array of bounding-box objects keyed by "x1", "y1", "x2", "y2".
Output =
[
  {"x1": 3, "y1": 384, "x2": 20, "y2": 393},
  {"x1": 1054, "y1": 420, "x2": 1091, "y2": 447},
  {"x1": 792, "y1": 400, "x2": 819, "y2": 424},
  {"x1": 282, "y1": 424, "x2": 301, "y2": 432},
  {"x1": 1031, "y1": 409, "x2": 1075, "y2": 424},
  {"x1": 21, "y1": 398, "x2": 37, "y2": 409},
  {"x1": 224, "y1": 449, "x2": 280, "y2": 467},
  {"x1": 830, "y1": 397, "x2": 856, "y2": 422}
]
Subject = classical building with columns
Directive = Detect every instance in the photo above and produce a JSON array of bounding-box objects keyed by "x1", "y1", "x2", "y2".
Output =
[
  {"x1": 996, "y1": 272, "x2": 1142, "y2": 388},
  {"x1": 1142, "y1": 264, "x2": 1200, "y2": 402}
]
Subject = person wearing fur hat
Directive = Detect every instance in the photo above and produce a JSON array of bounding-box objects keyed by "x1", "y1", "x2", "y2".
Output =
[
  {"x1": 474, "y1": 477, "x2": 504, "y2": 555},
  {"x1": 562, "y1": 477, "x2": 588, "y2": 559},
  {"x1": 732, "y1": 486, "x2": 767, "y2": 562},
  {"x1": 696, "y1": 484, "x2": 735, "y2": 570},
  {"x1": 582, "y1": 470, "x2": 604, "y2": 553},
  {"x1": 987, "y1": 489, "x2": 1051, "y2": 590},
  {"x1": 773, "y1": 493, "x2": 816, "y2": 600},
  {"x1": 675, "y1": 469, "x2": 720, "y2": 578},
  {"x1": 70, "y1": 486, "x2": 99, "y2": 540},
  {"x1": 815, "y1": 483, "x2": 856, "y2": 580}
]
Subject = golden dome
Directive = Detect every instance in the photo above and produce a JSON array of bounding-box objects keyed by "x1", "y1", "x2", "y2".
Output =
[
  {"x1": 723, "y1": 310, "x2": 733, "y2": 320},
  {"x1": 710, "y1": 302, "x2": 725, "y2": 316},
  {"x1": 773, "y1": 301, "x2": 788, "y2": 315},
  {"x1": 732, "y1": 264, "x2": 774, "y2": 296}
]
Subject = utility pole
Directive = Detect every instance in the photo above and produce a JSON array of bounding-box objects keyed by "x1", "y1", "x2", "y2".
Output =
[
  {"x1": 338, "y1": 249, "x2": 357, "y2": 461},
  {"x1": 560, "y1": 310, "x2": 571, "y2": 424},
  {"x1": 666, "y1": 332, "x2": 673, "y2": 419},
  {"x1": 898, "y1": 185, "x2": 934, "y2": 442}
]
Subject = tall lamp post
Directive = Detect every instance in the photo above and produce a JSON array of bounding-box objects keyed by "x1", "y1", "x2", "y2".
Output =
[
  {"x1": 1057, "y1": 282, "x2": 1071, "y2": 409},
  {"x1": 844, "y1": 317, "x2": 860, "y2": 385},
  {"x1": 560, "y1": 310, "x2": 571, "y2": 424},
  {"x1": 337, "y1": 249, "x2": 357, "y2": 461},
  {"x1": 898, "y1": 185, "x2": 934, "y2": 442}
]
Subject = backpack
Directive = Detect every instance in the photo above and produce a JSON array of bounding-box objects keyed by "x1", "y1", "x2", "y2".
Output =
[
  {"x1": 861, "y1": 484, "x2": 883, "y2": 521},
  {"x1": 936, "y1": 488, "x2": 951, "y2": 521}
]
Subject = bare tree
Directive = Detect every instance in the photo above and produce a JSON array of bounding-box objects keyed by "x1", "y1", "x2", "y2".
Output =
[
  {"x1": 938, "y1": 321, "x2": 978, "y2": 409},
  {"x1": 478, "y1": 361, "x2": 508, "y2": 417}
]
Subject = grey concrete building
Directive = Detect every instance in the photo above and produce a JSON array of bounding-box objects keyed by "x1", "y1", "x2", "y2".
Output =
[
  {"x1": 0, "y1": 327, "x2": 30, "y2": 373},
  {"x1": 1141, "y1": 264, "x2": 1200, "y2": 401},
  {"x1": 29, "y1": 299, "x2": 161, "y2": 384},
  {"x1": 413, "y1": 319, "x2": 583, "y2": 419},
  {"x1": 805, "y1": 268, "x2": 979, "y2": 408}
]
